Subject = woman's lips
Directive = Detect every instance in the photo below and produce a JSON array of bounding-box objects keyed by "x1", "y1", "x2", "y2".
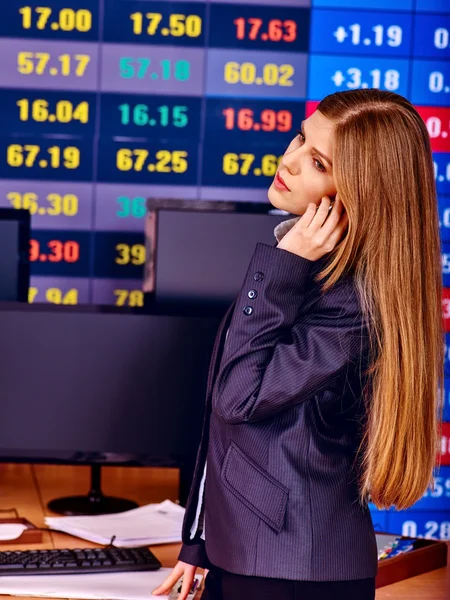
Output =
[{"x1": 274, "y1": 172, "x2": 290, "y2": 192}]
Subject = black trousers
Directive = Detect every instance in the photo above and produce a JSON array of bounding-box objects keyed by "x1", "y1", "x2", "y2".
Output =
[{"x1": 200, "y1": 564, "x2": 376, "y2": 600}]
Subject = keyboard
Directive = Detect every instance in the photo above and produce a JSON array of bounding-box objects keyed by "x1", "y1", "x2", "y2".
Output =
[{"x1": 0, "y1": 546, "x2": 162, "y2": 575}]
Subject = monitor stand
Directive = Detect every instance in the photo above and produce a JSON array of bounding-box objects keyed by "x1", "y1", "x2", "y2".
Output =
[{"x1": 47, "y1": 464, "x2": 139, "y2": 516}]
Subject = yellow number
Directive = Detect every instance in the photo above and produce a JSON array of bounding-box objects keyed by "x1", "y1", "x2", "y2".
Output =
[
  {"x1": 75, "y1": 54, "x2": 90, "y2": 76},
  {"x1": 71, "y1": 101, "x2": 89, "y2": 123},
  {"x1": 279, "y1": 64, "x2": 294, "y2": 87},
  {"x1": 171, "y1": 150, "x2": 188, "y2": 173},
  {"x1": 170, "y1": 14, "x2": 186, "y2": 36},
  {"x1": 114, "y1": 289, "x2": 129, "y2": 306},
  {"x1": 16, "y1": 99, "x2": 29, "y2": 120},
  {"x1": 184, "y1": 15, "x2": 202, "y2": 37},
  {"x1": 224, "y1": 61, "x2": 240, "y2": 84},
  {"x1": 17, "y1": 51, "x2": 50, "y2": 75},
  {"x1": 7, "y1": 145, "x2": 24, "y2": 167},
  {"x1": 19, "y1": 7, "x2": 32, "y2": 29},
  {"x1": 6, "y1": 144, "x2": 40, "y2": 167},
  {"x1": 146, "y1": 12, "x2": 163, "y2": 35},
  {"x1": 63, "y1": 147, "x2": 80, "y2": 169},
  {"x1": 129, "y1": 290, "x2": 144, "y2": 306},
  {"x1": 45, "y1": 288, "x2": 78, "y2": 305},
  {"x1": 17, "y1": 51, "x2": 34, "y2": 74},
  {"x1": 130, "y1": 12, "x2": 143, "y2": 34},
  {"x1": 115, "y1": 244, "x2": 145, "y2": 265},
  {"x1": 261, "y1": 155, "x2": 281, "y2": 176},
  {"x1": 32, "y1": 99, "x2": 49, "y2": 121},
  {"x1": 61, "y1": 193, "x2": 78, "y2": 216},
  {"x1": 28, "y1": 287, "x2": 38, "y2": 303},
  {"x1": 114, "y1": 289, "x2": 144, "y2": 307},
  {"x1": 223, "y1": 153, "x2": 239, "y2": 175},
  {"x1": 115, "y1": 243, "x2": 130, "y2": 265},
  {"x1": 34, "y1": 52, "x2": 50, "y2": 74},
  {"x1": 7, "y1": 192, "x2": 38, "y2": 213},
  {"x1": 24, "y1": 145, "x2": 40, "y2": 166},
  {"x1": 46, "y1": 193, "x2": 62, "y2": 215},
  {"x1": 117, "y1": 149, "x2": 133, "y2": 171},
  {"x1": 240, "y1": 62, "x2": 256, "y2": 84},
  {"x1": 263, "y1": 64, "x2": 279, "y2": 86},
  {"x1": 36, "y1": 6, "x2": 52, "y2": 29},
  {"x1": 239, "y1": 153, "x2": 254, "y2": 175},
  {"x1": 116, "y1": 149, "x2": 149, "y2": 171},
  {"x1": 62, "y1": 289, "x2": 78, "y2": 305},
  {"x1": 133, "y1": 149, "x2": 148, "y2": 171}
]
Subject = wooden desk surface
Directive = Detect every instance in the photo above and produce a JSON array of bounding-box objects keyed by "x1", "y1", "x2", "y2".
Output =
[{"x1": 0, "y1": 464, "x2": 448, "y2": 599}]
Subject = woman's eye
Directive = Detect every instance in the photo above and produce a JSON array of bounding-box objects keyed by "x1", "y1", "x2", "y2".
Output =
[
  {"x1": 297, "y1": 131, "x2": 305, "y2": 144},
  {"x1": 315, "y1": 160, "x2": 326, "y2": 173}
]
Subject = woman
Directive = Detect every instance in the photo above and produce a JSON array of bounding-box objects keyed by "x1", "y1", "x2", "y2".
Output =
[{"x1": 152, "y1": 89, "x2": 444, "y2": 600}]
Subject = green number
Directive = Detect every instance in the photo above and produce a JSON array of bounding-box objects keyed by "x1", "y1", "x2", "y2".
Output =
[
  {"x1": 175, "y1": 60, "x2": 190, "y2": 81},
  {"x1": 173, "y1": 106, "x2": 188, "y2": 127},
  {"x1": 116, "y1": 196, "x2": 130, "y2": 217},
  {"x1": 119, "y1": 58, "x2": 134, "y2": 78},
  {"x1": 131, "y1": 197, "x2": 146, "y2": 218},
  {"x1": 134, "y1": 104, "x2": 149, "y2": 125},
  {"x1": 118, "y1": 104, "x2": 130, "y2": 125},
  {"x1": 137, "y1": 58, "x2": 150, "y2": 79},
  {"x1": 116, "y1": 197, "x2": 145, "y2": 218}
]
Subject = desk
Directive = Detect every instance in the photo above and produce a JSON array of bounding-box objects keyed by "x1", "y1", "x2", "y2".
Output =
[{"x1": 0, "y1": 464, "x2": 449, "y2": 599}]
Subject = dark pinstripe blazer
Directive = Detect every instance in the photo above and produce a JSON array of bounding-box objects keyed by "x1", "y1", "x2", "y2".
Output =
[{"x1": 178, "y1": 241, "x2": 378, "y2": 581}]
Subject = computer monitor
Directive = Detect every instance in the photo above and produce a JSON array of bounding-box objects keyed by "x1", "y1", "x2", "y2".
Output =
[
  {"x1": 0, "y1": 208, "x2": 30, "y2": 302},
  {"x1": 154, "y1": 208, "x2": 289, "y2": 311},
  {"x1": 0, "y1": 306, "x2": 222, "y2": 515}
]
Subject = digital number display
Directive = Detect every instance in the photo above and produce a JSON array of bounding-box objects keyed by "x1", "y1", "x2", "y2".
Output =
[{"x1": 0, "y1": 0, "x2": 447, "y2": 314}]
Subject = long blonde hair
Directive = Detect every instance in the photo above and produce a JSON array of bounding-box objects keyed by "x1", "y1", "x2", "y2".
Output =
[{"x1": 314, "y1": 89, "x2": 444, "y2": 510}]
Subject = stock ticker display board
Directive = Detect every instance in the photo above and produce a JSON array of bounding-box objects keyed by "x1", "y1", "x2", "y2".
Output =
[{"x1": 0, "y1": 0, "x2": 449, "y2": 539}]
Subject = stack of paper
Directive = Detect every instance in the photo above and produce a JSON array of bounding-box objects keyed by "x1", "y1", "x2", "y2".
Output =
[
  {"x1": 0, "y1": 569, "x2": 203, "y2": 600},
  {"x1": 45, "y1": 499, "x2": 185, "y2": 547}
]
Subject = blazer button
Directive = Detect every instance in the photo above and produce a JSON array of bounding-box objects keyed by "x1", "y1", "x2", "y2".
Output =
[
  {"x1": 253, "y1": 271, "x2": 264, "y2": 281},
  {"x1": 248, "y1": 289, "x2": 258, "y2": 299},
  {"x1": 243, "y1": 306, "x2": 253, "y2": 316}
]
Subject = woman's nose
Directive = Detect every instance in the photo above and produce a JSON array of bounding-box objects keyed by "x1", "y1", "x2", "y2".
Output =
[{"x1": 281, "y1": 153, "x2": 299, "y2": 176}]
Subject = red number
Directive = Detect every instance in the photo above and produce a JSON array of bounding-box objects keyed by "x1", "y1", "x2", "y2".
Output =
[
  {"x1": 247, "y1": 18, "x2": 262, "y2": 40},
  {"x1": 277, "y1": 110, "x2": 292, "y2": 132},
  {"x1": 48, "y1": 240, "x2": 63, "y2": 262},
  {"x1": 268, "y1": 19, "x2": 283, "y2": 42},
  {"x1": 29, "y1": 240, "x2": 39, "y2": 262},
  {"x1": 237, "y1": 109, "x2": 254, "y2": 131},
  {"x1": 64, "y1": 241, "x2": 79, "y2": 263},
  {"x1": 283, "y1": 20, "x2": 297, "y2": 42},
  {"x1": 233, "y1": 17, "x2": 245, "y2": 40},
  {"x1": 222, "y1": 108, "x2": 235, "y2": 130}
]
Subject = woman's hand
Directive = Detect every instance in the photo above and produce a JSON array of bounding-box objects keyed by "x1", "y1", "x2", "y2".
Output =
[
  {"x1": 276, "y1": 194, "x2": 348, "y2": 261},
  {"x1": 152, "y1": 560, "x2": 201, "y2": 599}
]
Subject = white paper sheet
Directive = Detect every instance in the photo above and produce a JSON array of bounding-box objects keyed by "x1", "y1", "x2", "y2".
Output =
[
  {"x1": 44, "y1": 500, "x2": 185, "y2": 547},
  {"x1": 0, "y1": 568, "x2": 178, "y2": 600}
]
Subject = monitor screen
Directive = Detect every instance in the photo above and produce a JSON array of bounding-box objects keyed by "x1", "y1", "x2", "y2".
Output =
[
  {"x1": 154, "y1": 209, "x2": 288, "y2": 309},
  {"x1": 0, "y1": 208, "x2": 30, "y2": 302}
]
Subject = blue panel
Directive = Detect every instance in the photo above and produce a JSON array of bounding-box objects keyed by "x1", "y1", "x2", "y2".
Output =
[
  {"x1": 369, "y1": 508, "x2": 389, "y2": 532},
  {"x1": 307, "y1": 54, "x2": 409, "y2": 100},
  {"x1": 413, "y1": 15, "x2": 450, "y2": 60},
  {"x1": 310, "y1": 9, "x2": 412, "y2": 57},
  {"x1": 411, "y1": 60, "x2": 450, "y2": 106},
  {"x1": 387, "y1": 511, "x2": 450, "y2": 540},
  {"x1": 312, "y1": 0, "x2": 413, "y2": 10},
  {"x1": 416, "y1": 0, "x2": 450, "y2": 14}
]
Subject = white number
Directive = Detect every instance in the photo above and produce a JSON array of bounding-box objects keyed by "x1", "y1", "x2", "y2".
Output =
[
  {"x1": 429, "y1": 71, "x2": 444, "y2": 93},
  {"x1": 434, "y1": 28, "x2": 449, "y2": 50}
]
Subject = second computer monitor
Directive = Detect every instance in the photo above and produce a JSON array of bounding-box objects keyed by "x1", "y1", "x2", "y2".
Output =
[{"x1": 154, "y1": 208, "x2": 288, "y2": 310}]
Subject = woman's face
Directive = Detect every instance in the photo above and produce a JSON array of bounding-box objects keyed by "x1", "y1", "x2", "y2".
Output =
[{"x1": 268, "y1": 110, "x2": 337, "y2": 215}]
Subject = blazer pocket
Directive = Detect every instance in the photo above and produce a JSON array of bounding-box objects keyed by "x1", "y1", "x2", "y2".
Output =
[{"x1": 220, "y1": 441, "x2": 289, "y2": 533}]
